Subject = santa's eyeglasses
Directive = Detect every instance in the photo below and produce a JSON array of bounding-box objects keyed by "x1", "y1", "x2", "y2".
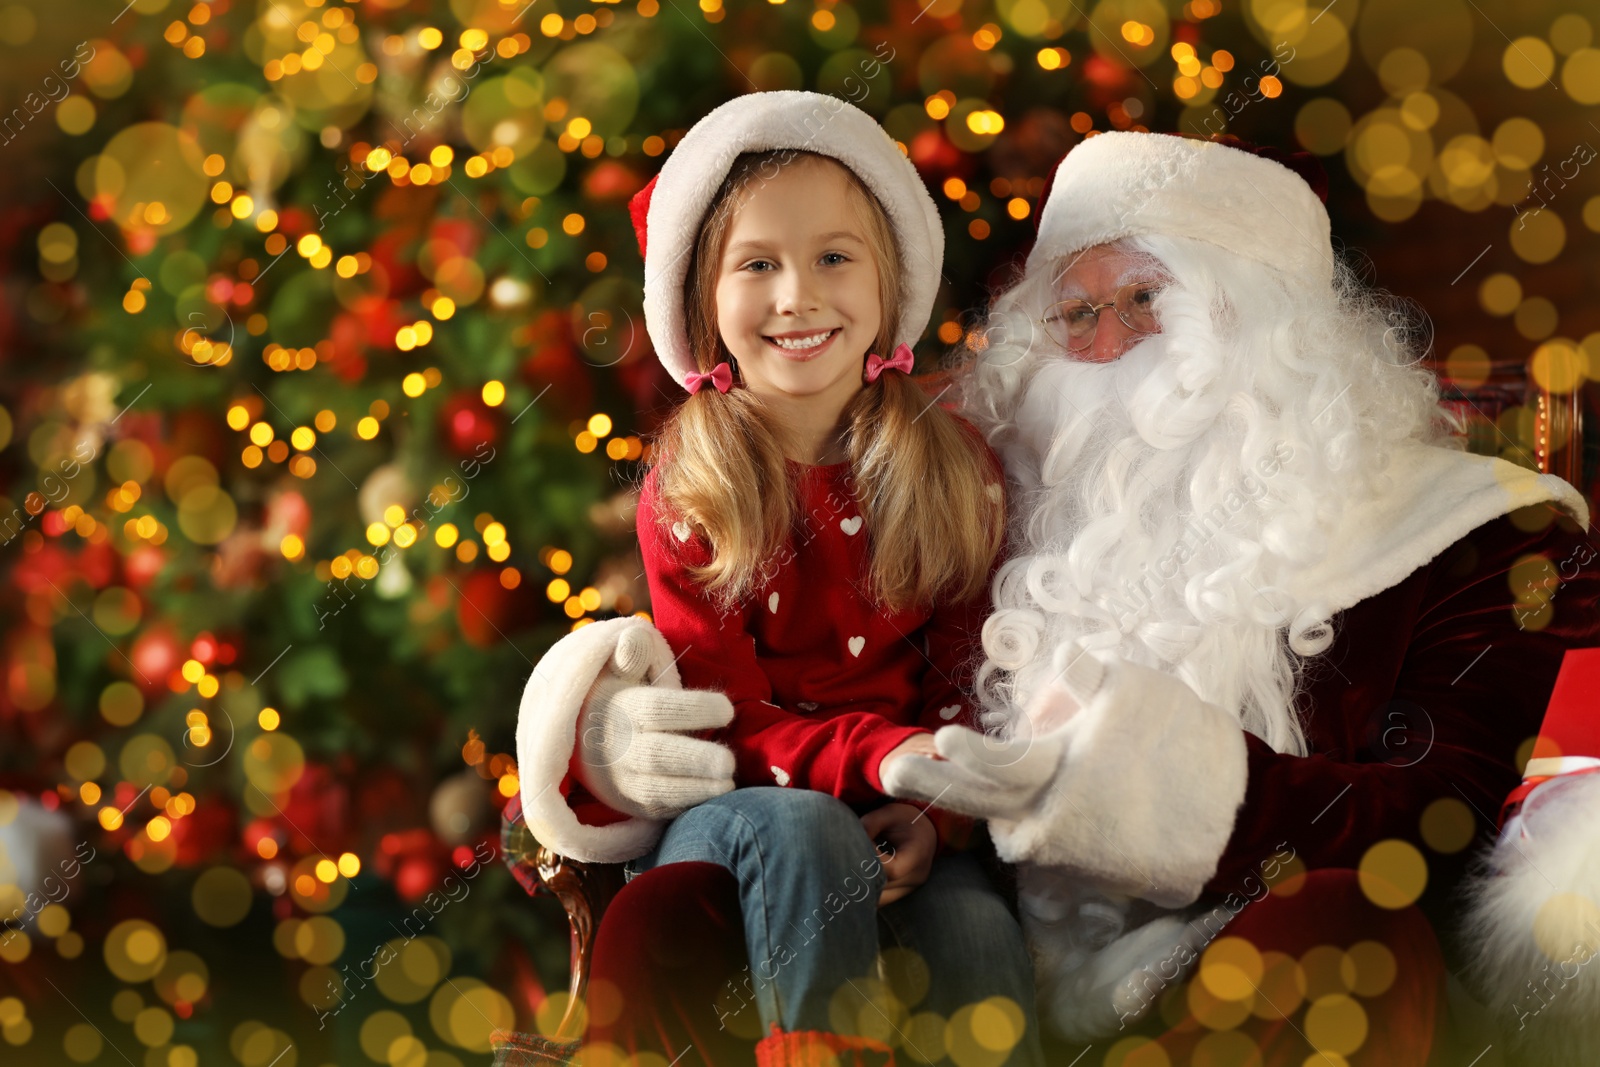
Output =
[{"x1": 1040, "y1": 281, "x2": 1164, "y2": 354}]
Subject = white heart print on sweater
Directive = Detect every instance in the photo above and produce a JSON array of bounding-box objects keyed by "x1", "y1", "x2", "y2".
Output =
[
  {"x1": 771, "y1": 766, "x2": 791, "y2": 786},
  {"x1": 938, "y1": 705, "x2": 961, "y2": 720},
  {"x1": 671, "y1": 521, "x2": 691, "y2": 542},
  {"x1": 768, "y1": 592, "x2": 779, "y2": 613},
  {"x1": 848, "y1": 636, "x2": 865, "y2": 657},
  {"x1": 840, "y1": 516, "x2": 862, "y2": 536}
]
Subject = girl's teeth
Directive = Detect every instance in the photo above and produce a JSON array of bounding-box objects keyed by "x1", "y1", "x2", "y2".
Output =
[{"x1": 772, "y1": 330, "x2": 833, "y2": 350}]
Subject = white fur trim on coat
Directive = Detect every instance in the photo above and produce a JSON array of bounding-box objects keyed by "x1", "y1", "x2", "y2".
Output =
[
  {"x1": 991, "y1": 657, "x2": 1249, "y2": 909},
  {"x1": 514, "y1": 616, "x2": 677, "y2": 864},
  {"x1": 643, "y1": 90, "x2": 944, "y2": 387},
  {"x1": 1284, "y1": 444, "x2": 1589, "y2": 618},
  {"x1": 1028, "y1": 131, "x2": 1334, "y2": 289},
  {"x1": 1462, "y1": 772, "x2": 1600, "y2": 1065}
]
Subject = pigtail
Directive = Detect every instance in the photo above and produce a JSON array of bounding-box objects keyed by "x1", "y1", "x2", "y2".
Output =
[{"x1": 845, "y1": 371, "x2": 1005, "y2": 612}]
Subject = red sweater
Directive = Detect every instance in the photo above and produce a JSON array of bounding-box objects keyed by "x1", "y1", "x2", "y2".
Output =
[{"x1": 635, "y1": 453, "x2": 1003, "y2": 806}]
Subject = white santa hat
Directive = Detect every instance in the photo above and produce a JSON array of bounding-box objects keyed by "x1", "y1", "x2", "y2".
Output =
[
  {"x1": 627, "y1": 90, "x2": 945, "y2": 389},
  {"x1": 1027, "y1": 131, "x2": 1335, "y2": 290}
]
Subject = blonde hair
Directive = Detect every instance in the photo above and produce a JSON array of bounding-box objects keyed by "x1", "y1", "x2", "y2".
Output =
[{"x1": 650, "y1": 150, "x2": 1002, "y2": 614}]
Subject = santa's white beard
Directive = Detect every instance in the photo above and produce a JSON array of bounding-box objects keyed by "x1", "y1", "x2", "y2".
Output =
[
  {"x1": 967, "y1": 234, "x2": 1450, "y2": 757},
  {"x1": 980, "y1": 331, "x2": 1315, "y2": 756}
]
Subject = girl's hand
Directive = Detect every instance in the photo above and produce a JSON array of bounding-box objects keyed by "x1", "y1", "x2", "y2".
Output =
[{"x1": 860, "y1": 801, "x2": 937, "y2": 906}]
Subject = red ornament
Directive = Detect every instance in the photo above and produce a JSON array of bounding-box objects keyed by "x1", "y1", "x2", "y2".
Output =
[
  {"x1": 171, "y1": 799, "x2": 238, "y2": 867},
  {"x1": 909, "y1": 128, "x2": 963, "y2": 175},
  {"x1": 520, "y1": 311, "x2": 594, "y2": 421},
  {"x1": 124, "y1": 545, "x2": 167, "y2": 589},
  {"x1": 584, "y1": 160, "x2": 646, "y2": 204},
  {"x1": 394, "y1": 853, "x2": 444, "y2": 902},
  {"x1": 454, "y1": 567, "x2": 537, "y2": 647},
  {"x1": 129, "y1": 627, "x2": 183, "y2": 694},
  {"x1": 439, "y1": 392, "x2": 501, "y2": 457}
]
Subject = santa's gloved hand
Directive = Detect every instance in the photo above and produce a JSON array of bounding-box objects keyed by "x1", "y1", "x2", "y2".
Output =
[
  {"x1": 573, "y1": 626, "x2": 736, "y2": 820},
  {"x1": 880, "y1": 722, "x2": 1065, "y2": 821}
]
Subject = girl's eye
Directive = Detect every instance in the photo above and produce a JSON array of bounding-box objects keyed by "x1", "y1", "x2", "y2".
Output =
[
  {"x1": 744, "y1": 259, "x2": 775, "y2": 273},
  {"x1": 821, "y1": 252, "x2": 849, "y2": 266}
]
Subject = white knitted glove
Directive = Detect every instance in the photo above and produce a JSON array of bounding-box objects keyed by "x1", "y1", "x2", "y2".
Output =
[
  {"x1": 880, "y1": 722, "x2": 1066, "y2": 821},
  {"x1": 572, "y1": 626, "x2": 737, "y2": 820}
]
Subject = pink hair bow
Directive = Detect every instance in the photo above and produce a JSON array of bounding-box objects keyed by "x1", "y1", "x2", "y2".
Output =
[
  {"x1": 684, "y1": 362, "x2": 733, "y2": 395},
  {"x1": 864, "y1": 343, "x2": 914, "y2": 384}
]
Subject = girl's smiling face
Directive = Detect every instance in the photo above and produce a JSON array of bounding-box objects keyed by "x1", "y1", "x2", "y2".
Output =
[{"x1": 714, "y1": 157, "x2": 883, "y2": 411}]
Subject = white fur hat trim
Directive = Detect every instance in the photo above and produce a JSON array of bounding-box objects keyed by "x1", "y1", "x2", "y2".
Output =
[{"x1": 1027, "y1": 131, "x2": 1334, "y2": 290}]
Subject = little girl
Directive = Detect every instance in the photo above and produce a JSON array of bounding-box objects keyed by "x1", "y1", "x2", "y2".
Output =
[{"x1": 610, "y1": 91, "x2": 1043, "y2": 1064}]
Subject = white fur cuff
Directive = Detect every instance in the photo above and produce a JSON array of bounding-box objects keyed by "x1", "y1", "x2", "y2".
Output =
[
  {"x1": 514, "y1": 616, "x2": 676, "y2": 864},
  {"x1": 989, "y1": 660, "x2": 1248, "y2": 908}
]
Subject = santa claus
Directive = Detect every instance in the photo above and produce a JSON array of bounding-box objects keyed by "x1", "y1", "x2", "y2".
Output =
[{"x1": 512, "y1": 131, "x2": 1600, "y2": 1065}]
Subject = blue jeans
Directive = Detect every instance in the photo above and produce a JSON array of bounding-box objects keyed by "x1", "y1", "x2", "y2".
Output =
[{"x1": 626, "y1": 787, "x2": 1044, "y2": 1065}]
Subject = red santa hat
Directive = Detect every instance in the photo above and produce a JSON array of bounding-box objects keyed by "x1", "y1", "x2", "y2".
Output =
[
  {"x1": 1462, "y1": 647, "x2": 1600, "y2": 1066},
  {"x1": 627, "y1": 91, "x2": 945, "y2": 389},
  {"x1": 1500, "y1": 646, "x2": 1600, "y2": 828},
  {"x1": 1027, "y1": 131, "x2": 1335, "y2": 290}
]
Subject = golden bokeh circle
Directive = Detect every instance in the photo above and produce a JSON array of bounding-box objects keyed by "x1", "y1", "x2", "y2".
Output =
[
  {"x1": 1503, "y1": 37, "x2": 1556, "y2": 88},
  {"x1": 1358, "y1": 839, "x2": 1429, "y2": 910},
  {"x1": 63, "y1": 1022, "x2": 102, "y2": 1063},
  {"x1": 243, "y1": 732, "x2": 306, "y2": 795},
  {"x1": 1443, "y1": 344, "x2": 1491, "y2": 390},
  {"x1": 1532, "y1": 892, "x2": 1600, "y2": 964},
  {"x1": 375, "y1": 937, "x2": 448, "y2": 1004},
  {"x1": 105, "y1": 919, "x2": 167, "y2": 983},
  {"x1": 1296, "y1": 945, "x2": 1354, "y2": 1001},
  {"x1": 1491, "y1": 117, "x2": 1544, "y2": 169},
  {"x1": 1510, "y1": 209, "x2": 1567, "y2": 264},
  {"x1": 1187, "y1": 972, "x2": 1253, "y2": 1031},
  {"x1": 133, "y1": 1005, "x2": 174, "y2": 1047},
  {"x1": 176, "y1": 484, "x2": 239, "y2": 545},
  {"x1": 1200, "y1": 937, "x2": 1265, "y2": 1002},
  {"x1": 359, "y1": 1010, "x2": 412, "y2": 1062},
  {"x1": 300, "y1": 965, "x2": 342, "y2": 1011},
  {"x1": 1294, "y1": 98, "x2": 1352, "y2": 156},
  {"x1": 294, "y1": 916, "x2": 345, "y2": 966},
  {"x1": 1513, "y1": 297, "x2": 1559, "y2": 340},
  {"x1": 1563, "y1": 47, "x2": 1600, "y2": 104},
  {"x1": 1103, "y1": 1035, "x2": 1172, "y2": 1067},
  {"x1": 1478, "y1": 273, "x2": 1521, "y2": 315},
  {"x1": 1191, "y1": 1028, "x2": 1264, "y2": 1067},
  {"x1": 193, "y1": 866, "x2": 253, "y2": 927},
  {"x1": 95, "y1": 122, "x2": 209, "y2": 235},
  {"x1": 1419, "y1": 796, "x2": 1477, "y2": 853},
  {"x1": 902, "y1": 1011, "x2": 948, "y2": 1064},
  {"x1": 154, "y1": 949, "x2": 210, "y2": 1005},
  {"x1": 443, "y1": 982, "x2": 514, "y2": 1052},
  {"x1": 1345, "y1": 941, "x2": 1398, "y2": 998},
  {"x1": 830, "y1": 976, "x2": 904, "y2": 1047},
  {"x1": 1530, "y1": 339, "x2": 1589, "y2": 394},
  {"x1": 387, "y1": 1034, "x2": 428, "y2": 1067},
  {"x1": 1251, "y1": 952, "x2": 1304, "y2": 1021},
  {"x1": 1304, "y1": 993, "x2": 1367, "y2": 1056}
]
